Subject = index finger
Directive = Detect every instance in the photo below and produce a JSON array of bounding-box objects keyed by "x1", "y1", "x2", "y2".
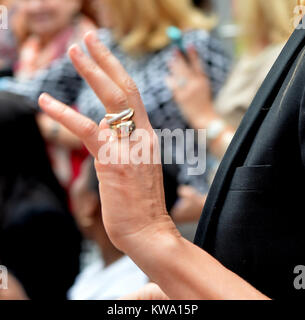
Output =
[
  {"x1": 69, "y1": 40, "x2": 150, "y2": 130},
  {"x1": 69, "y1": 44, "x2": 129, "y2": 116},
  {"x1": 84, "y1": 32, "x2": 149, "y2": 125}
]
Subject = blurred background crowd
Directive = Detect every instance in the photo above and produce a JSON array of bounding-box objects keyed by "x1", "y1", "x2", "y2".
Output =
[{"x1": 0, "y1": 0, "x2": 297, "y2": 300}]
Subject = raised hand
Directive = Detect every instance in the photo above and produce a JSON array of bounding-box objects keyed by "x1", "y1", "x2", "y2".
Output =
[
  {"x1": 38, "y1": 31, "x2": 179, "y2": 253},
  {"x1": 166, "y1": 46, "x2": 215, "y2": 130}
]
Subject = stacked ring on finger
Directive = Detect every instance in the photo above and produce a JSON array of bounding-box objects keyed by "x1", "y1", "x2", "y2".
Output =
[{"x1": 105, "y1": 108, "x2": 136, "y2": 138}]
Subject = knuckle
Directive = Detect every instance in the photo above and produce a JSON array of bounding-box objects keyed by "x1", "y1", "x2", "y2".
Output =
[
  {"x1": 123, "y1": 77, "x2": 139, "y2": 95},
  {"x1": 96, "y1": 47, "x2": 112, "y2": 65},
  {"x1": 100, "y1": 47, "x2": 112, "y2": 60},
  {"x1": 109, "y1": 89, "x2": 128, "y2": 108}
]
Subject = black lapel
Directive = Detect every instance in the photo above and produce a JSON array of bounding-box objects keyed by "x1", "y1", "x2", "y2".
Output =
[{"x1": 194, "y1": 28, "x2": 305, "y2": 248}]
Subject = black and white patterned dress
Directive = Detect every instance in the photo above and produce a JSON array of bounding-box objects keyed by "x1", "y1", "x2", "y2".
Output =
[{"x1": 3, "y1": 28, "x2": 231, "y2": 197}]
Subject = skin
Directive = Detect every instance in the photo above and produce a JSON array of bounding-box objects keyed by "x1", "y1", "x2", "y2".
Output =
[
  {"x1": 0, "y1": 273, "x2": 28, "y2": 300},
  {"x1": 95, "y1": 0, "x2": 113, "y2": 28},
  {"x1": 17, "y1": 0, "x2": 84, "y2": 149},
  {"x1": 120, "y1": 283, "x2": 169, "y2": 301},
  {"x1": 38, "y1": 31, "x2": 269, "y2": 300},
  {"x1": 18, "y1": 0, "x2": 82, "y2": 45}
]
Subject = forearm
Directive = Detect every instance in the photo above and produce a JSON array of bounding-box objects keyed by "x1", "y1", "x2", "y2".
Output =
[{"x1": 126, "y1": 223, "x2": 270, "y2": 300}]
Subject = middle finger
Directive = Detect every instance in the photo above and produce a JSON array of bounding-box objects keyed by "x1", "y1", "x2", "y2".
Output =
[{"x1": 69, "y1": 44, "x2": 129, "y2": 115}]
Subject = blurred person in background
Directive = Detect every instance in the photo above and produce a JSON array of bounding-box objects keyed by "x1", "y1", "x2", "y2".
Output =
[
  {"x1": 167, "y1": 0, "x2": 295, "y2": 223},
  {"x1": 68, "y1": 159, "x2": 148, "y2": 300},
  {"x1": 14, "y1": 0, "x2": 97, "y2": 80},
  {"x1": 9, "y1": 0, "x2": 99, "y2": 188},
  {"x1": 0, "y1": 92, "x2": 81, "y2": 300},
  {"x1": 0, "y1": 0, "x2": 20, "y2": 76},
  {"x1": 2, "y1": 0, "x2": 231, "y2": 212}
]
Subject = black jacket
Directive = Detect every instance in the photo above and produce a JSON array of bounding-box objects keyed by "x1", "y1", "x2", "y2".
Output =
[{"x1": 194, "y1": 27, "x2": 305, "y2": 299}]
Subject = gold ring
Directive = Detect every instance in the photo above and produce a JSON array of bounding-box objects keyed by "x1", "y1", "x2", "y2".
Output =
[
  {"x1": 110, "y1": 120, "x2": 136, "y2": 138},
  {"x1": 105, "y1": 108, "x2": 136, "y2": 138},
  {"x1": 105, "y1": 108, "x2": 134, "y2": 125}
]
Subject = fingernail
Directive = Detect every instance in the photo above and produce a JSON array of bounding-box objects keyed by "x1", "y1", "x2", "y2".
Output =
[
  {"x1": 40, "y1": 93, "x2": 51, "y2": 104},
  {"x1": 69, "y1": 44, "x2": 83, "y2": 58},
  {"x1": 85, "y1": 31, "x2": 98, "y2": 43}
]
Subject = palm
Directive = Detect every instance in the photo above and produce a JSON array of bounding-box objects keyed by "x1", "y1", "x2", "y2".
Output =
[{"x1": 39, "y1": 31, "x2": 175, "y2": 252}]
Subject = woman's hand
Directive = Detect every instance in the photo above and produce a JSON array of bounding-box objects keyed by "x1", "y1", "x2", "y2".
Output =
[
  {"x1": 167, "y1": 47, "x2": 235, "y2": 159},
  {"x1": 166, "y1": 46, "x2": 217, "y2": 129},
  {"x1": 38, "y1": 31, "x2": 179, "y2": 254}
]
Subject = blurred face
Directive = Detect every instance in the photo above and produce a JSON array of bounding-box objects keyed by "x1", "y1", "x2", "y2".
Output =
[
  {"x1": 18, "y1": 0, "x2": 82, "y2": 38},
  {"x1": 231, "y1": 0, "x2": 239, "y2": 20},
  {"x1": 98, "y1": 0, "x2": 114, "y2": 28}
]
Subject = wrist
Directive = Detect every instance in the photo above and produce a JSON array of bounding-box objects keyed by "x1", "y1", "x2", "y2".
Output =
[
  {"x1": 192, "y1": 109, "x2": 219, "y2": 130},
  {"x1": 123, "y1": 214, "x2": 182, "y2": 258}
]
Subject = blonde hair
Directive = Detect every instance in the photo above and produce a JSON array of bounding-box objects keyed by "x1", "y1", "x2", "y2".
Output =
[
  {"x1": 236, "y1": 0, "x2": 296, "y2": 52},
  {"x1": 104, "y1": 0, "x2": 215, "y2": 54}
]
